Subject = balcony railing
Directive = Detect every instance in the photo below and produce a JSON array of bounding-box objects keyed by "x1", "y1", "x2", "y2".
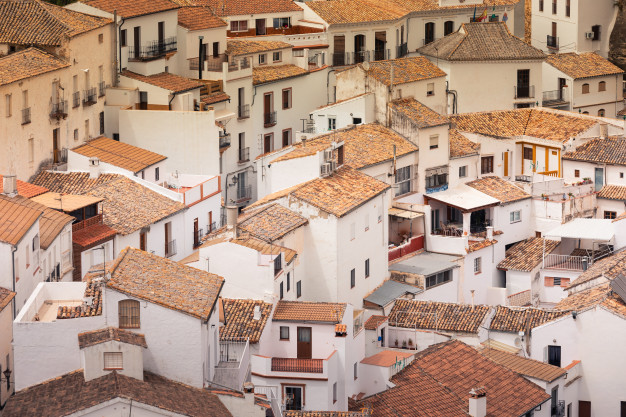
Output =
[
  {"x1": 354, "y1": 50, "x2": 370, "y2": 64},
  {"x1": 53, "y1": 147, "x2": 68, "y2": 164},
  {"x1": 544, "y1": 254, "x2": 590, "y2": 271},
  {"x1": 547, "y1": 35, "x2": 559, "y2": 49},
  {"x1": 194, "y1": 228, "x2": 204, "y2": 248},
  {"x1": 72, "y1": 213, "x2": 103, "y2": 233},
  {"x1": 264, "y1": 111, "x2": 277, "y2": 127},
  {"x1": 50, "y1": 100, "x2": 68, "y2": 119},
  {"x1": 514, "y1": 85, "x2": 535, "y2": 99},
  {"x1": 332, "y1": 52, "x2": 347, "y2": 66},
  {"x1": 165, "y1": 239, "x2": 177, "y2": 258},
  {"x1": 470, "y1": 219, "x2": 492, "y2": 235},
  {"x1": 21, "y1": 107, "x2": 31, "y2": 125},
  {"x1": 397, "y1": 42, "x2": 408, "y2": 58},
  {"x1": 238, "y1": 104, "x2": 250, "y2": 119},
  {"x1": 236, "y1": 185, "x2": 251, "y2": 203},
  {"x1": 72, "y1": 91, "x2": 81, "y2": 108},
  {"x1": 98, "y1": 81, "x2": 106, "y2": 97},
  {"x1": 129, "y1": 37, "x2": 177, "y2": 61},
  {"x1": 83, "y1": 88, "x2": 97, "y2": 106},
  {"x1": 238, "y1": 147, "x2": 250, "y2": 162},
  {"x1": 219, "y1": 132, "x2": 231, "y2": 148},
  {"x1": 373, "y1": 48, "x2": 390, "y2": 61},
  {"x1": 542, "y1": 89, "x2": 568, "y2": 106},
  {"x1": 271, "y1": 358, "x2": 323, "y2": 373},
  {"x1": 552, "y1": 400, "x2": 565, "y2": 417}
]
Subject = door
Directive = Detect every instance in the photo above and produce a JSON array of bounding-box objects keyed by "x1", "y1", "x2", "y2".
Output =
[
  {"x1": 297, "y1": 327, "x2": 312, "y2": 359},
  {"x1": 53, "y1": 128, "x2": 60, "y2": 163},
  {"x1": 504, "y1": 151, "x2": 509, "y2": 177},
  {"x1": 425, "y1": 22, "x2": 435, "y2": 44},
  {"x1": 193, "y1": 218, "x2": 199, "y2": 247},
  {"x1": 208, "y1": 211, "x2": 213, "y2": 232},
  {"x1": 431, "y1": 209, "x2": 440, "y2": 233},
  {"x1": 256, "y1": 19, "x2": 266, "y2": 35},
  {"x1": 579, "y1": 401, "x2": 590, "y2": 417},
  {"x1": 263, "y1": 93, "x2": 272, "y2": 125},
  {"x1": 133, "y1": 26, "x2": 141, "y2": 59},
  {"x1": 333, "y1": 35, "x2": 345, "y2": 66},
  {"x1": 559, "y1": 77, "x2": 567, "y2": 100},
  {"x1": 517, "y1": 69, "x2": 530, "y2": 98},
  {"x1": 354, "y1": 34, "x2": 365, "y2": 63},
  {"x1": 551, "y1": 387, "x2": 558, "y2": 416},
  {"x1": 595, "y1": 167, "x2": 604, "y2": 191},
  {"x1": 285, "y1": 387, "x2": 302, "y2": 411},
  {"x1": 140, "y1": 231, "x2": 146, "y2": 251},
  {"x1": 164, "y1": 222, "x2": 170, "y2": 255},
  {"x1": 158, "y1": 21, "x2": 165, "y2": 53},
  {"x1": 374, "y1": 31, "x2": 386, "y2": 60},
  {"x1": 380, "y1": 327, "x2": 385, "y2": 347},
  {"x1": 621, "y1": 401, "x2": 626, "y2": 417},
  {"x1": 264, "y1": 134, "x2": 272, "y2": 153},
  {"x1": 212, "y1": 42, "x2": 219, "y2": 57}
]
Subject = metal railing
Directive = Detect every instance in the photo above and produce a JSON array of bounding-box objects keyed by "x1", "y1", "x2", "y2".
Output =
[
  {"x1": 219, "y1": 132, "x2": 231, "y2": 148},
  {"x1": 50, "y1": 100, "x2": 68, "y2": 119},
  {"x1": 236, "y1": 185, "x2": 251, "y2": 202},
  {"x1": 542, "y1": 89, "x2": 566, "y2": 104},
  {"x1": 538, "y1": 170, "x2": 559, "y2": 177},
  {"x1": 204, "y1": 54, "x2": 228, "y2": 71},
  {"x1": 354, "y1": 50, "x2": 370, "y2": 63},
  {"x1": 218, "y1": 339, "x2": 248, "y2": 364},
  {"x1": 397, "y1": 42, "x2": 408, "y2": 58},
  {"x1": 98, "y1": 81, "x2": 106, "y2": 97},
  {"x1": 515, "y1": 175, "x2": 532, "y2": 182},
  {"x1": 72, "y1": 91, "x2": 81, "y2": 108},
  {"x1": 514, "y1": 85, "x2": 535, "y2": 99},
  {"x1": 271, "y1": 358, "x2": 323, "y2": 373},
  {"x1": 332, "y1": 52, "x2": 347, "y2": 66},
  {"x1": 254, "y1": 386, "x2": 282, "y2": 417},
  {"x1": 237, "y1": 104, "x2": 249, "y2": 119},
  {"x1": 547, "y1": 35, "x2": 559, "y2": 49},
  {"x1": 544, "y1": 254, "x2": 589, "y2": 271},
  {"x1": 129, "y1": 37, "x2": 177, "y2": 60},
  {"x1": 470, "y1": 219, "x2": 492, "y2": 234},
  {"x1": 21, "y1": 107, "x2": 31, "y2": 124},
  {"x1": 194, "y1": 228, "x2": 204, "y2": 247},
  {"x1": 373, "y1": 48, "x2": 390, "y2": 61},
  {"x1": 83, "y1": 88, "x2": 97, "y2": 105},
  {"x1": 53, "y1": 147, "x2": 68, "y2": 164},
  {"x1": 165, "y1": 239, "x2": 177, "y2": 258},
  {"x1": 552, "y1": 400, "x2": 565, "y2": 417},
  {"x1": 264, "y1": 111, "x2": 277, "y2": 127},
  {"x1": 238, "y1": 147, "x2": 250, "y2": 162}
]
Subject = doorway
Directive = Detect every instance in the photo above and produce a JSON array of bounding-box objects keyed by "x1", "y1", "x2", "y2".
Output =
[
  {"x1": 285, "y1": 386, "x2": 303, "y2": 411},
  {"x1": 333, "y1": 35, "x2": 345, "y2": 66},
  {"x1": 158, "y1": 21, "x2": 165, "y2": 54},
  {"x1": 354, "y1": 34, "x2": 365, "y2": 63},
  {"x1": 193, "y1": 218, "x2": 199, "y2": 247},
  {"x1": 579, "y1": 401, "x2": 590, "y2": 417},
  {"x1": 504, "y1": 151, "x2": 509, "y2": 177},
  {"x1": 133, "y1": 26, "x2": 141, "y2": 59},
  {"x1": 297, "y1": 327, "x2": 312, "y2": 359},
  {"x1": 140, "y1": 231, "x2": 146, "y2": 251},
  {"x1": 517, "y1": 69, "x2": 530, "y2": 98},
  {"x1": 53, "y1": 128, "x2": 60, "y2": 163},
  {"x1": 256, "y1": 19, "x2": 266, "y2": 35},
  {"x1": 374, "y1": 31, "x2": 386, "y2": 60},
  {"x1": 594, "y1": 167, "x2": 604, "y2": 191}
]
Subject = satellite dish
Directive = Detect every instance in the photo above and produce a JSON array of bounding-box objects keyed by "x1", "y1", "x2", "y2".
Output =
[{"x1": 361, "y1": 61, "x2": 370, "y2": 71}]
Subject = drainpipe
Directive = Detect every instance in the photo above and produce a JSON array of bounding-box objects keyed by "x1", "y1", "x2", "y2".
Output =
[{"x1": 11, "y1": 245, "x2": 17, "y2": 318}]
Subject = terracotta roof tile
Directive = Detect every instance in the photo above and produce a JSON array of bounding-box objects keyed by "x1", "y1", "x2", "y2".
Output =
[
  {"x1": 0, "y1": 176, "x2": 49, "y2": 199},
  {"x1": 490, "y1": 306, "x2": 567, "y2": 332},
  {"x1": 231, "y1": 235, "x2": 298, "y2": 264},
  {"x1": 497, "y1": 238, "x2": 559, "y2": 272},
  {"x1": 546, "y1": 52, "x2": 623, "y2": 79},
  {"x1": 449, "y1": 129, "x2": 479, "y2": 158},
  {"x1": 83, "y1": 0, "x2": 179, "y2": 18},
  {"x1": 273, "y1": 300, "x2": 346, "y2": 323},
  {"x1": 598, "y1": 185, "x2": 626, "y2": 200},
  {"x1": 364, "y1": 315, "x2": 388, "y2": 330},
  {"x1": 285, "y1": 412, "x2": 368, "y2": 417},
  {"x1": 201, "y1": 91, "x2": 230, "y2": 105},
  {"x1": 121, "y1": 70, "x2": 203, "y2": 93},
  {"x1": 466, "y1": 238, "x2": 498, "y2": 253},
  {"x1": 220, "y1": 299, "x2": 272, "y2": 343},
  {"x1": 0, "y1": 195, "x2": 42, "y2": 245},
  {"x1": 186, "y1": 0, "x2": 302, "y2": 17},
  {"x1": 106, "y1": 247, "x2": 224, "y2": 319},
  {"x1": 0, "y1": 287, "x2": 16, "y2": 313},
  {"x1": 555, "y1": 283, "x2": 626, "y2": 317},
  {"x1": 563, "y1": 136, "x2": 626, "y2": 165},
  {"x1": 361, "y1": 350, "x2": 414, "y2": 367},
  {"x1": 227, "y1": 39, "x2": 292, "y2": 56},
  {"x1": 252, "y1": 64, "x2": 308, "y2": 86},
  {"x1": 389, "y1": 98, "x2": 449, "y2": 129},
  {"x1": 567, "y1": 250, "x2": 626, "y2": 290},
  {"x1": 0, "y1": 47, "x2": 69, "y2": 86},
  {"x1": 419, "y1": 22, "x2": 545, "y2": 62},
  {"x1": 479, "y1": 347, "x2": 566, "y2": 382},
  {"x1": 2, "y1": 371, "x2": 233, "y2": 417},
  {"x1": 31, "y1": 171, "x2": 120, "y2": 194},
  {"x1": 466, "y1": 176, "x2": 531, "y2": 203},
  {"x1": 358, "y1": 57, "x2": 446, "y2": 86},
  {"x1": 238, "y1": 203, "x2": 308, "y2": 241},
  {"x1": 0, "y1": 0, "x2": 110, "y2": 46},
  {"x1": 389, "y1": 298, "x2": 490, "y2": 333},
  {"x1": 56, "y1": 280, "x2": 103, "y2": 319},
  {"x1": 451, "y1": 108, "x2": 597, "y2": 143},
  {"x1": 178, "y1": 6, "x2": 226, "y2": 30},
  {"x1": 72, "y1": 222, "x2": 117, "y2": 248},
  {"x1": 78, "y1": 327, "x2": 147, "y2": 349},
  {"x1": 71, "y1": 136, "x2": 166, "y2": 174}
]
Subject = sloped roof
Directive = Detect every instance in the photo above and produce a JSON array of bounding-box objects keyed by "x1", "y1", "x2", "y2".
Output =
[
  {"x1": 188, "y1": 0, "x2": 302, "y2": 17},
  {"x1": 0, "y1": 176, "x2": 48, "y2": 198},
  {"x1": 361, "y1": 57, "x2": 446, "y2": 86},
  {"x1": 273, "y1": 301, "x2": 346, "y2": 323},
  {"x1": 555, "y1": 283, "x2": 626, "y2": 317},
  {"x1": 121, "y1": 70, "x2": 203, "y2": 93},
  {"x1": 83, "y1": 0, "x2": 178, "y2": 18},
  {"x1": 106, "y1": 247, "x2": 224, "y2": 320},
  {"x1": 567, "y1": 250, "x2": 626, "y2": 290},
  {"x1": 449, "y1": 128, "x2": 480, "y2": 158},
  {"x1": 466, "y1": 176, "x2": 531, "y2": 204},
  {"x1": 252, "y1": 64, "x2": 308, "y2": 86},
  {"x1": 563, "y1": 136, "x2": 626, "y2": 165},
  {"x1": 78, "y1": 327, "x2": 147, "y2": 349},
  {"x1": 497, "y1": 238, "x2": 559, "y2": 272},
  {"x1": 0, "y1": 47, "x2": 69, "y2": 87},
  {"x1": 598, "y1": 185, "x2": 626, "y2": 200},
  {"x1": 177, "y1": 6, "x2": 226, "y2": 30},
  {"x1": 0, "y1": 287, "x2": 16, "y2": 312},
  {"x1": 220, "y1": 298, "x2": 272, "y2": 343},
  {"x1": 226, "y1": 39, "x2": 292, "y2": 56},
  {"x1": 389, "y1": 298, "x2": 490, "y2": 333},
  {"x1": 237, "y1": 203, "x2": 308, "y2": 241},
  {"x1": 31, "y1": 171, "x2": 120, "y2": 194},
  {"x1": 419, "y1": 22, "x2": 545, "y2": 62},
  {"x1": 364, "y1": 315, "x2": 388, "y2": 330},
  {"x1": 490, "y1": 306, "x2": 567, "y2": 332},
  {"x1": 71, "y1": 136, "x2": 166, "y2": 174},
  {"x1": 231, "y1": 235, "x2": 298, "y2": 264},
  {"x1": 480, "y1": 347, "x2": 566, "y2": 382},
  {"x1": 546, "y1": 52, "x2": 623, "y2": 79},
  {"x1": 361, "y1": 350, "x2": 414, "y2": 367},
  {"x1": 0, "y1": 195, "x2": 42, "y2": 245},
  {"x1": 0, "y1": 0, "x2": 111, "y2": 46},
  {"x1": 389, "y1": 98, "x2": 449, "y2": 129}
]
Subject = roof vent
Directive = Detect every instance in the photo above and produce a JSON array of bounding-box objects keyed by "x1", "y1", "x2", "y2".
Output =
[
  {"x1": 469, "y1": 387, "x2": 487, "y2": 417},
  {"x1": 253, "y1": 305, "x2": 261, "y2": 321},
  {"x1": 2, "y1": 175, "x2": 17, "y2": 197}
]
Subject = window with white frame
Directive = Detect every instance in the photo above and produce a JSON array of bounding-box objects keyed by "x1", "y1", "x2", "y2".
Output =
[
  {"x1": 280, "y1": 326, "x2": 289, "y2": 340},
  {"x1": 103, "y1": 352, "x2": 123, "y2": 370},
  {"x1": 510, "y1": 210, "x2": 521, "y2": 223},
  {"x1": 230, "y1": 20, "x2": 248, "y2": 32},
  {"x1": 474, "y1": 257, "x2": 482, "y2": 274},
  {"x1": 273, "y1": 51, "x2": 282, "y2": 62},
  {"x1": 459, "y1": 165, "x2": 467, "y2": 178},
  {"x1": 395, "y1": 166, "x2": 411, "y2": 196},
  {"x1": 259, "y1": 54, "x2": 266, "y2": 65},
  {"x1": 328, "y1": 116, "x2": 337, "y2": 131},
  {"x1": 427, "y1": 82, "x2": 434, "y2": 96},
  {"x1": 273, "y1": 17, "x2": 291, "y2": 29}
]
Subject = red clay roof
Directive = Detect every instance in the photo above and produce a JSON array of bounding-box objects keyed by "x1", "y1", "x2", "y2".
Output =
[
  {"x1": 361, "y1": 350, "x2": 414, "y2": 367},
  {"x1": 0, "y1": 287, "x2": 16, "y2": 312},
  {"x1": 84, "y1": 0, "x2": 179, "y2": 18},
  {"x1": 121, "y1": 70, "x2": 203, "y2": 93},
  {"x1": 78, "y1": 327, "x2": 147, "y2": 349},
  {"x1": 364, "y1": 315, "x2": 388, "y2": 330},
  {"x1": 72, "y1": 223, "x2": 117, "y2": 248}
]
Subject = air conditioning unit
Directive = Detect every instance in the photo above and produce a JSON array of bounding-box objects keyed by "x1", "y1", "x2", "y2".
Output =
[
  {"x1": 320, "y1": 163, "x2": 331, "y2": 177},
  {"x1": 585, "y1": 32, "x2": 594, "y2": 39},
  {"x1": 324, "y1": 149, "x2": 333, "y2": 162}
]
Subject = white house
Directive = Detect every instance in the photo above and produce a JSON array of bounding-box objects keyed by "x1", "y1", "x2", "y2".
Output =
[
  {"x1": 418, "y1": 22, "x2": 545, "y2": 113},
  {"x1": 0, "y1": 287, "x2": 16, "y2": 408},
  {"x1": 596, "y1": 185, "x2": 626, "y2": 220}
]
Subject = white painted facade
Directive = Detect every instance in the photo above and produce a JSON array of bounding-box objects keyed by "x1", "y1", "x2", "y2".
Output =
[
  {"x1": 67, "y1": 148, "x2": 167, "y2": 184},
  {"x1": 0, "y1": 293, "x2": 14, "y2": 408},
  {"x1": 81, "y1": 339, "x2": 144, "y2": 382}
]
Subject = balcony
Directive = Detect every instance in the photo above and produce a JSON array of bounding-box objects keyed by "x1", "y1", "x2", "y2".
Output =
[
  {"x1": 547, "y1": 35, "x2": 559, "y2": 49},
  {"x1": 193, "y1": 228, "x2": 204, "y2": 248},
  {"x1": 98, "y1": 81, "x2": 106, "y2": 97},
  {"x1": 238, "y1": 147, "x2": 250, "y2": 163},
  {"x1": 542, "y1": 89, "x2": 569, "y2": 108},
  {"x1": 237, "y1": 104, "x2": 250, "y2": 119},
  {"x1": 72, "y1": 91, "x2": 81, "y2": 108},
  {"x1": 219, "y1": 132, "x2": 231, "y2": 149},
  {"x1": 544, "y1": 254, "x2": 590, "y2": 271},
  {"x1": 53, "y1": 147, "x2": 68, "y2": 164},
  {"x1": 354, "y1": 50, "x2": 370, "y2": 64},
  {"x1": 50, "y1": 100, "x2": 68, "y2": 119},
  {"x1": 552, "y1": 400, "x2": 565, "y2": 417},
  {"x1": 332, "y1": 52, "x2": 347, "y2": 66},
  {"x1": 128, "y1": 37, "x2": 177, "y2": 61},
  {"x1": 252, "y1": 352, "x2": 338, "y2": 380},
  {"x1": 236, "y1": 185, "x2": 251, "y2": 203},
  {"x1": 165, "y1": 239, "x2": 177, "y2": 258},
  {"x1": 397, "y1": 42, "x2": 408, "y2": 58},
  {"x1": 72, "y1": 213, "x2": 103, "y2": 233},
  {"x1": 83, "y1": 88, "x2": 97, "y2": 106},
  {"x1": 214, "y1": 339, "x2": 250, "y2": 391},
  {"x1": 271, "y1": 358, "x2": 323, "y2": 373},
  {"x1": 264, "y1": 111, "x2": 277, "y2": 127},
  {"x1": 373, "y1": 48, "x2": 390, "y2": 61},
  {"x1": 21, "y1": 107, "x2": 31, "y2": 125},
  {"x1": 514, "y1": 85, "x2": 535, "y2": 99}
]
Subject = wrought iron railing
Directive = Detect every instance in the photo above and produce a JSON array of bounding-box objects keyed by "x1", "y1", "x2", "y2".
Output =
[
  {"x1": 129, "y1": 37, "x2": 177, "y2": 60},
  {"x1": 332, "y1": 52, "x2": 347, "y2": 66},
  {"x1": 238, "y1": 147, "x2": 250, "y2": 162},
  {"x1": 98, "y1": 81, "x2": 106, "y2": 97},
  {"x1": 83, "y1": 88, "x2": 97, "y2": 105},
  {"x1": 194, "y1": 228, "x2": 204, "y2": 247},
  {"x1": 72, "y1": 91, "x2": 81, "y2": 108},
  {"x1": 237, "y1": 104, "x2": 250, "y2": 119},
  {"x1": 514, "y1": 85, "x2": 535, "y2": 99},
  {"x1": 21, "y1": 107, "x2": 31, "y2": 124},
  {"x1": 542, "y1": 89, "x2": 566, "y2": 104},
  {"x1": 50, "y1": 100, "x2": 68, "y2": 119},
  {"x1": 397, "y1": 42, "x2": 408, "y2": 58},
  {"x1": 552, "y1": 400, "x2": 565, "y2": 417},
  {"x1": 264, "y1": 111, "x2": 277, "y2": 127},
  {"x1": 236, "y1": 185, "x2": 251, "y2": 202},
  {"x1": 271, "y1": 358, "x2": 323, "y2": 373},
  {"x1": 373, "y1": 48, "x2": 390, "y2": 61},
  {"x1": 547, "y1": 35, "x2": 559, "y2": 49},
  {"x1": 165, "y1": 239, "x2": 177, "y2": 258},
  {"x1": 219, "y1": 132, "x2": 231, "y2": 148}
]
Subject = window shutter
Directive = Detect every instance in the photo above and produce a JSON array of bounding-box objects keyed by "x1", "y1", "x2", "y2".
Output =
[
  {"x1": 104, "y1": 352, "x2": 123, "y2": 369},
  {"x1": 544, "y1": 276, "x2": 554, "y2": 287},
  {"x1": 561, "y1": 278, "x2": 570, "y2": 288}
]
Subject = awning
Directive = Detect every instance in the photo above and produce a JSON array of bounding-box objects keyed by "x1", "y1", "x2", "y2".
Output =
[
  {"x1": 389, "y1": 207, "x2": 424, "y2": 219},
  {"x1": 426, "y1": 184, "x2": 499, "y2": 211},
  {"x1": 545, "y1": 218, "x2": 615, "y2": 241}
]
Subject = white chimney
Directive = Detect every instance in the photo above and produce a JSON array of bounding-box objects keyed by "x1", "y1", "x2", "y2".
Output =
[
  {"x1": 469, "y1": 388, "x2": 487, "y2": 417},
  {"x1": 2, "y1": 175, "x2": 17, "y2": 197},
  {"x1": 600, "y1": 122, "x2": 608, "y2": 139},
  {"x1": 486, "y1": 226, "x2": 493, "y2": 240},
  {"x1": 226, "y1": 205, "x2": 238, "y2": 236},
  {"x1": 253, "y1": 305, "x2": 261, "y2": 321},
  {"x1": 88, "y1": 157, "x2": 100, "y2": 179}
]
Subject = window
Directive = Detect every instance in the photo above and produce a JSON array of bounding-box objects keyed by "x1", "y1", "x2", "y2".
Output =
[
  {"x1": 155, "y1": 167, "x2": 160, "y2": 181},
  {"x1": 333, "y1": 382, "x2": 337, "y2": 403},
  {"x1": 565, "y1": 0, "x2": 570, "y2": 16},
  {"x1": 350, "y1": 268, "x2": 355, "y2": 288},
  {"x1": 539, "y1": 0, "x2": 544, "y2": 11},
  {"x1": 118, "y1": 299, "x2": 140, "y2": 328},
  {"x1": 99, "y1": 111, "x2": 104, "y2": 134},
  {"x1": 273, "y1": 51, "x2": 282, "y2": 62},
  {"x1": 474, "y1": 257, "x2": 482, "y2": 274},
  {"x1": 510, "y1": 210, "x2": 521, "y2": 223},
  {"x1": 426, "y1": 270, "x2": 452, "y2": 288},
  {"x1": 425, "y1": 171, "x2": 448, "y2": 190},
  {"x1": 582, "y1": 111, "x2": 589, "y2": 115},
  {"x1": 293, "y1": 49, "x2": 304, "y2": 57},
  {"x1": 85, "y1": 119, "x2": 90, "y2": 140},
  {"x1": 296, "y1": 280, "x2": 302, "y2": 298},
  {"x1": 481, "y1": 156, "x2": 494, "y2": 174},
  {"x1": 280, "y1": 326, "x2": 289, "y2": 340},
  {"x1": 98, "y1": 33, "x2": 104, "y2": 43},
  {"x1": 395, "y1": 165, "x2": 411, "y2": 196},
  {"x1": 230, "y1": 20, "x2": 248, "y2": 32},
  {"x1": 103, "y1": 352, "x2": 123, "y2": 370},
  {"x1": 282, "y1": 88, "x2": 292, "y2": 109},
  {"x1": 582, "y1": 83, "x2": 590, "y2": 94},
  {"x1": 621, "y1": 172, "x2": 624, "y2": 179},
  {"x1": 523, "y1": 147, "x2": 533, "y2": 160},
  {"x1": 280, "y1": 281, "x2": 284, "y2": 299},
  {"x1": 120, "y1": 29, "x2": 127, "y2": 47},
  {"x1": 574, "y1": 169, "x2": 580, "y2": 177},
  {"x1": 429, "y1": 135, "x2": 438, "y2": 149},
  {"x1": 354, "y1": 362, "x2": 358, "y2": 380},
  {"x1": 444, "y1": 21, "x2": 454, "y2": 36},
  {"x1": 592, "y1": 25, "x2": 601, "y2": 41},
  {"x1": 328, "y1": 116, "x2": 336, "y2": 131},
  {"x1": 263, "y1": 133, "x2": 274, "y2": 153},
  {"x1": 274, "y1": 254, "x2": 282, "y2": 276},
  {"x1": 427, "y1": 82, "x2": 434, "y2": 96},
  {"x1": 552, "y1": 0, "x2": 557, "y2": 14},
  {"x1": 287, "y1": 272, "x2": 291, "y2": 291},
  {"x1": 5, "y1": 94, "x2": 11, "y2": 117},
  {"x1": 365, "y1": 259, "x2": 370, "y2": 278},
  {"x1": 598, "y1": 109, "x2": 605, "y2": 117},
  {"x1": 459, "y1": 165, "x2": 467, "y2": 178},
  {"x1": 74, "y1": 128, "x2": 79, "y2": 141},
  {"x1": 259, "y1": 54, "x2": 266, "y2": 65},
  {"x1": 273, "y1": 17, "x2": 291, "y2": 29},
  {"x1": 605, "y1": 211, "x2": 617, "y2": 219},
  {"x1": 547, "y1": 345, "x2": 561, "y2": 367}
]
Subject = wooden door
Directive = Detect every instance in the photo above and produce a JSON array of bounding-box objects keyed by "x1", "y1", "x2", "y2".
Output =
[
  {"x1": 333, "y1": 35, "x2": 345, "y2": 66},
  {"x1": 53, "y1": 128, "x2": 60, "y2": 163},
  {"x1": 133, "y1": 26, "x2": 141, "y2": 58},
  {"x1": 208, "y1": 211, "x2": 213, "y2": 232},
  {"x1": 158, "y1": 21, "x2": 165, "y2": 52},
  {"x1": 164, "y1": 222, "x2": 170, "y2": 255},
  {"x1": 579, "y1": 401, "x2": 591, "y2": 417},
  {"x1": 552, "y1": 22, "x2": 557, "y2": 38},
  {"x1": 297, "y1": 327, "x2": 312, "y2": 359},
  {"x1": 212, "y1": 42, "x2": 219, "y2": 57},
  {"x1": 140, "y1": 232, "x2": 146, "y2": 251},
  {"x1": 504, "y1": 152, "x2": 509, "y2": 177},
  {"x1": 256, "y1": 19, "x2": 266, "y2": 35},
  {"x1": 193, "y1": 218, "x2": 199, "y2": 247}
]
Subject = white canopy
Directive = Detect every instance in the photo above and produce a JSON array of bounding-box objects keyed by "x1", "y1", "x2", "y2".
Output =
[
  {"x1": 545, "y1": 218, "x2": 615, "y2": 241},
  {"x1": 426, "y1": 184, "x2": 499, "y2": 211}
]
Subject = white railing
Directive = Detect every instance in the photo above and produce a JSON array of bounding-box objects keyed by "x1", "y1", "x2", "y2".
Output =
[
  {"x1": 218, "y1": 339, "x2": 249, "y2": 364},
  {"x1": 255, "y1": 385, "x2": 282, "y2": 417},
  {"x1": 543, "y1": 254, "x2": 589, "y2": 271}
]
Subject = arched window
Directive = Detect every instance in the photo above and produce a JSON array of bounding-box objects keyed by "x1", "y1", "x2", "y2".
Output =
[
  {"x1": 582, "y1": 83, "x2": 590, "y2": 94},
  {"x1": 582, "y1": 111, "x2": 589, "y2": 115},
  {"x1": 598, "y1": 109, "x2": 605, "y2": 117},
  {"x1": 118, "y1": 299, "x2": 140, "y2": 328},
  {"x1": 444, "y1": 21, "x2": 454, "y2": 36},
  {"x1": 425, "y1": 22, "x2": 435, "y2": 44},
  {"x1": 598, "y1": 81, "x2": 606, "y2": 92}
]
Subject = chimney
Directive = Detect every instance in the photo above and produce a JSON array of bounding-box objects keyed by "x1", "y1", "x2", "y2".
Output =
[
  {"x1": 600, "y1": 123, "x2": 608, "y2": 139},
  {"x1": 226, "y1": 205, "x2": 239, "y2": 236},
  {"x1": 486, "y1": 226, "x2": 493, "y2": 240},
  {"x1": 468, "y1": 388, "x2": 487, "y2": 417},
  {"x1": 253, "y1": 305, "x2": 261, "y2": 321},
  {"x1": 88, "y1": 157, "x2": 100, "y2": 179},
  {"x1": 2, "y1": 175, "x2": 17, "y2": 197}
]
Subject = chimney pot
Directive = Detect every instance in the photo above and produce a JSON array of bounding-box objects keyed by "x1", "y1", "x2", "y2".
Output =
[
  {"x1": 88, "y1": 157, "x2": 101, "y2": 179},
  {"x1": 469, "y1": 387, "x2": 487, "y2": 417},
  {"x1": 226, "y1": 205, "x2": 239, "y2": 236},
  {"x1": 2, "y1": 175, "x2": 17, "y2": 197}
]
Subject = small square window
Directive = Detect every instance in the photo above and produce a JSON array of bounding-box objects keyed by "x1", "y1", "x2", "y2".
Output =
[
  {"x1": 574, "y1": 169, "x2": 580, "y2": 178},
  {"x1": 74, "y1": 129, "x2": 79, "y2": 141},
  {"x1": 510, "y1": 210, "x2": 521, "y2": 223},
  {"x1": 280, "y1": 326, "x2": 289, "y2": 340},
  {"x1": 259, "y1": 54, "x2": 266, "y2": 65},
  {"x1": 459, "y1": 165, "x2": 467, "y2": 178},
  {"x1": 427, "y1": 82, "x2": 434, "y2": 96},
  {"x1": 296, "y1": 280, "x2": 302, "y2": 298},
  {"x1": 605, "y1": 211, "x2": 617, "y2": 219},
  {"x1": 621, "y1": 172, "x2": 624, "y2": 179},
  {"x1": 103, "y1": 352, "x2": 123, "y2": 370},
  {"x1": 474, "y1": 257, "x2": 482, "y2": 274},
  {"x1": 429, "y1": 135, "x2": 438, "y2": 150},
  {"x1": 273, "y1": 51, "x2": 282, "y2": 62}
]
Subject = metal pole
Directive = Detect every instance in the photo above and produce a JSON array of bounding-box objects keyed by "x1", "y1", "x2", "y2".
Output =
[{"x1": 198, "y1": 36, "x2": 204, "y2": 80}]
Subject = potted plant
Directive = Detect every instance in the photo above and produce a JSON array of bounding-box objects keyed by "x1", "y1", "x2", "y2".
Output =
[
  {"x1": 402, "y1": 340, "x2": 407, "y2": 348},
  {"x1": 568, "y1": 192, "x2": 574, "y2": 199},
  {"x1": 408, "y1": 338, "x2": 414, "y2": 348},
  {"x1": 394, "y1": 339, "x2": 399, "y2": 347}
]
